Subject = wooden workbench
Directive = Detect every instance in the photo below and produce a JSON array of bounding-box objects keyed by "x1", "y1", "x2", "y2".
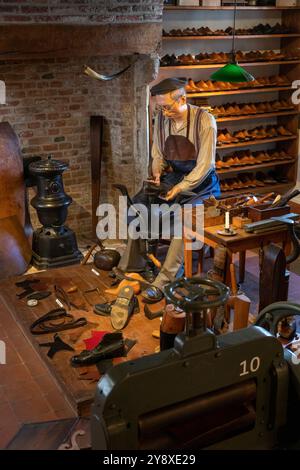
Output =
[
  {"x1": 184, "y1": 224, "x2": 291, "y2": 284},
  {"x1": 0, "y1": 264, "x2": 160, "y2": 416}
]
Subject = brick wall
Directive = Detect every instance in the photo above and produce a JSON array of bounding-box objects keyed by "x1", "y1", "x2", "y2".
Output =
[
  {"x1": 0, "y1": 0, "x2": 163, "y2": 24},
  {"x1": 0, "y1": 55, "x2": 155, "y2": 236}
]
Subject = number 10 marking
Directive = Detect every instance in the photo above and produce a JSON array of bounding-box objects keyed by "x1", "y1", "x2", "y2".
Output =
[{"x1": 240, "y1": 357, "x2": 260, "y2": 376}]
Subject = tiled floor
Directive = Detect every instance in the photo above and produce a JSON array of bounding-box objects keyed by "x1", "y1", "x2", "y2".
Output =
[{"x1": 0, "y1": 296, "x2": 75, "y2": 449}]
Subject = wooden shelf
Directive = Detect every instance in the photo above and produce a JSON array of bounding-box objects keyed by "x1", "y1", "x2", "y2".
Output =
[
  {"x1": 162, "y1": 60, "x2": 300, "y2": 69},
  {"x1": 187, "y1": 86, "x2": 292, "y2": 98},
  {"x1": 220, "y1": 183, "x2": 294, "y2": 198},
  {"x1": 162, "y1": 4, "x2": 299, "y2": 198},
  {"x1": 217, "y1": 135, "x2": 297, "y2": 150},
  {"x1": 163, "y1": 34, "x2": 300, "y2": 40},
  {"x1": 164, "y1": 6, "x2": 300, "y2": 11},
  {"x1": 217, "y1": 158, "x2": 296, "y2": 176},
  {"x1": 216, "y1": 110, "x2": 298, "y2": 123}
]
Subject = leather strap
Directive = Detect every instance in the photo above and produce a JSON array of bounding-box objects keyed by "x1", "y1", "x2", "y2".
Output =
[{"x1": 30, "y1": 308, "x2": 87, "y2": 335}]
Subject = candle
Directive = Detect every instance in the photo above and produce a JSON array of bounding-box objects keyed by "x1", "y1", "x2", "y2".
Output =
[{"x1": 225, "y1": 211, "x2": 230, "y2": 230}]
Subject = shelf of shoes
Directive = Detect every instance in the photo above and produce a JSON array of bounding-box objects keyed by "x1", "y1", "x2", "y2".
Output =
[
  {"x1": 187, "y1": 86, "x2": 293, "y2": 97},
  {"x1": 160, "y1": 50, "x2": 300, "y2": 68},
  {"x1": 212, "y1": 99, "x2": 298, "y2": 122},
  {"x1": 217, "y1": 124, "x2": 297, "y2": 147},
  {"x1": 216, "y1": 149, "x2": 295, "y2": 175},
  {"x1": 162, "y1": 23, "x2": 300, "y2": 40},
  {"x1": 164, "y1": 6, "x2": 300, "y2": 10},
  {"x1": 217, "y1": 134, "x2": 297, "y2": 149},
  {"x1": 158, "y1": 6, "x2": 300, "y2": 196},
  {"x1": 219, "y1": 183, "x2": 294, "y2": 198},
  {"x1": 163, "y1": 34, "x2": 300, "y2": 39},
  {"x1": 216, "y1": 110, "x2": 298, "y2": 122},
  {"x1": 217, "y1": 158, "x2": 295, "y2": 174}
]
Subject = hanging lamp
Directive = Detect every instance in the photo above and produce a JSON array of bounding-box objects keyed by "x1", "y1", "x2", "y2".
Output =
[{"x1": 210, "y1": 0, "x2": 255, "y2": 83}]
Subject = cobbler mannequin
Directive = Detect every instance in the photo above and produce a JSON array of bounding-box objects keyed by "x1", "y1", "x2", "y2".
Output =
[{"x1": 118, "y1": 78, "x2": 220, "y2": 301}]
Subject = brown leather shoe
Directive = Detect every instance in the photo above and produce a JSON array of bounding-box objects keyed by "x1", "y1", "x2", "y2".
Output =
[{"x1": 277, "y1": 126, "x2": 293, "y2": 136}]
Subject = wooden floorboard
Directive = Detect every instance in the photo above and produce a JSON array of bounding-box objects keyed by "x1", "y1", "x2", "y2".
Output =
[{"x1": 0, "y1": 265, "x2": 161, "y2": 416}]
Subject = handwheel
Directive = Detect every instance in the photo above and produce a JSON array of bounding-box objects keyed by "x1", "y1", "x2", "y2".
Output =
[
  {"x1": 164, "y1": 277, "x2": 230, "y2": 312},
  {"x1": 255, "y1": 301, "x2": 300, "y2": 336}
]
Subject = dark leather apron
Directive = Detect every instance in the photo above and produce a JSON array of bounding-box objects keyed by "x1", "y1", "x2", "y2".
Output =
[{"x1": 160, "y1": 105, "x2": 220, "y2": 204}]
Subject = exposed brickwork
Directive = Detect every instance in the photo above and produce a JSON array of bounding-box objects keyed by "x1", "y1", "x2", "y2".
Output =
[
  {"x1": 0, "y1": 0, "x2": 163, "y2": 24},
  {"x1": 0, "y1": 55, "x2": 149, "y2": 236}
]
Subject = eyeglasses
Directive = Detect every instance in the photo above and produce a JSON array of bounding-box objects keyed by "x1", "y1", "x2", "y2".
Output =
[{"x1": 155, "y1": 98, "x2": 178, "y2": 112}]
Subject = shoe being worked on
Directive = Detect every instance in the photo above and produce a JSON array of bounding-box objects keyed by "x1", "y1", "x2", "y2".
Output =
[
  {"x1": 141, "y1": 285, "x2": 164, "y2": 304},
  {"x1": 110, "y1": 285, "x2": 137, "y2": 330},
  {"x1": 71, "y1": 332, "x2": 125, "y2": 366}
]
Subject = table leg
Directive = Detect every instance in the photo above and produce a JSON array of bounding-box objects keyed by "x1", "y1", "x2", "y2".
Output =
[
  {"x1": 239, "y1": 251, "x2": 246, "y2": 284},
  {"x1": 197, "y1": 248, "x2": 203, "y2": 275},
  {"x1": 184, "y1": 237, "x2": 193, "y2": 278},
  {"x1": 283, "y1": 240, "x2": 292, "y2": 266},
  {"x1": 225, "y1": 250, "x2": 233, "y2": 287}
]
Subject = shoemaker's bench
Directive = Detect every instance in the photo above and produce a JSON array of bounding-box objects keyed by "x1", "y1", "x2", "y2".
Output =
[{"x1": 0, "y1": 265, "x2": 160, "y2": 416}]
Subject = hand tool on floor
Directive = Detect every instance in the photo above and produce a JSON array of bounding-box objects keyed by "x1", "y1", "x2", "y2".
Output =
[{"x1": 54, "y1": 284, "x2": 88, "y2": 311}]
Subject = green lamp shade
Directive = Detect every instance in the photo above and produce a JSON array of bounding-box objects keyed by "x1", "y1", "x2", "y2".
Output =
[{"x1": 210, "y1": 62, "x2": 255, "y2": 83}]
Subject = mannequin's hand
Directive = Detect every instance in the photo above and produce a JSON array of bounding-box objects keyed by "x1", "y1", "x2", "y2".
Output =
[
  {"x1": 165, "y1": 186, "x2": 181, "y2": 201},
  {"x1": 147, "y1": 173, "x2": 160, "y2": 186}
]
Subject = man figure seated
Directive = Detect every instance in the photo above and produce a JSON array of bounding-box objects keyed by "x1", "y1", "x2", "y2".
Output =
[{"x1": 118, "y1": 77, "x2": 220, "y2": 302}]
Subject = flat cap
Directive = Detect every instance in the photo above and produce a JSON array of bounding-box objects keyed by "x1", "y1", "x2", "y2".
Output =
[{"x1": 150, "y1": 77, "x2": 187, "y2": 96}]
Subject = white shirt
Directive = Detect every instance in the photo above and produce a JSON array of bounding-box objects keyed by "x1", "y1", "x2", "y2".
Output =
[{"x1": 152, "y1": 105, "x2": 217, "y2": 192}]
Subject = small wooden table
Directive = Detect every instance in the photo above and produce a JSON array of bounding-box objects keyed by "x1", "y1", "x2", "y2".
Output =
[{"x1": 184, "y1": 224, "x2": 292, "y2": 285}]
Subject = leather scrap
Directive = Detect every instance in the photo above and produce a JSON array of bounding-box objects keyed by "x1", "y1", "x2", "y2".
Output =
[
  {"x1": 39, "y1": 333, "x2": 75, "y2": 358},
  {"x1": 83, "y1": 330, "x2": 109, "y2": 350},
  {"x1": 78, "y1": 369, "x2": 100, "y2": 382},
  {"x1": 66, "y1": 321, "x2": 99, "y2": 344}
]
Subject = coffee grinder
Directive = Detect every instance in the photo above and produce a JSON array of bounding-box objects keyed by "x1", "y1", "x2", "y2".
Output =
[{"x1": 29, "y1": 156, "x2": 83, "y2": 269}]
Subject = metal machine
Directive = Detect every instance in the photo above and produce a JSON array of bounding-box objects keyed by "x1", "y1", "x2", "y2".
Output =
[{"x1": 91, "y1": 277, "x2": 300, "y2": 450}]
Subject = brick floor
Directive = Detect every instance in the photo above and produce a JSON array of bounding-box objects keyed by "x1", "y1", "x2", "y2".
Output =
[{"x1": 0, "y1": 297, "x2": 75, "y2": 449}]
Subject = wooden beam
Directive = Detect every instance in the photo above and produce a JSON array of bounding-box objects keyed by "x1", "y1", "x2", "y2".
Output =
[
  {"x1": 0, "y1": 23, "x2": 162, "y2": 61},
  {"x1": 90, "y1": 116, "x2": 104, "y2": 237}
]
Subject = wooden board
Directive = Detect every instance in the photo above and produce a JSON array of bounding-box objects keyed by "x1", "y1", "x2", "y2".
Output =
[
  {"x1": 0, "y1": 122, "x2": 31, "y2": 279},
  {"x1": 0, "y1": 265, "x2": 161, "y2": 416},
  {"x1": 0, "y1": 122, "x2": 25, "y2": 227},
  {"x1": 90, "y1": 116, "x2": 103, "y2": 237},
  {"x1": 0, "y1": 216, "x2": 31, "y2": 279}
]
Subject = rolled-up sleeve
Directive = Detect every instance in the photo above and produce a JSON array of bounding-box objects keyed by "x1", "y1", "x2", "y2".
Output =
[
  {"x1": 176, "y1": 112, "x2": 217, "y2": 192},
  {"x1": 151, "y1": 114, "x2": 167, "y2": 175}
]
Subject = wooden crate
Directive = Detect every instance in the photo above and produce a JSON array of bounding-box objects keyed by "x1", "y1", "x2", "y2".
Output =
[{"x1": 247, "y1": 203, "x2": 290, "y2": 221}]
